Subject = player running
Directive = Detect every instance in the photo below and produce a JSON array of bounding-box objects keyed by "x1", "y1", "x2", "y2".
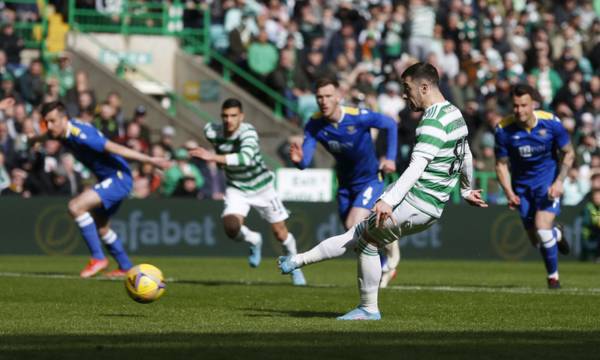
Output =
[
  {"x1": 190, "y1": 98, "x2": 306, "y2": 286},
  {"x1": 39, "y1": 101, "x2": 170, "y2": 278},
  {"x1": 495, "y1": 84, "x2": 573, "y2": 289},
  {"x1": 289, "y1": 77, "x2": 401, "y2": 288},
  {"x1": 278, "y1": 62, "x2": 487, "y2": 320}
]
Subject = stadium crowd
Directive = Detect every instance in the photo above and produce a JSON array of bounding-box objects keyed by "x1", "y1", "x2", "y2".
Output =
[{"x1": 0, "y1": 1, "x2": 599, "y2": 212}]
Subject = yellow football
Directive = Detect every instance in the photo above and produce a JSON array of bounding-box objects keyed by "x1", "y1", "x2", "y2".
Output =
[{"x1": 125, "y1": 264, "x2": 166, "y2": 304}]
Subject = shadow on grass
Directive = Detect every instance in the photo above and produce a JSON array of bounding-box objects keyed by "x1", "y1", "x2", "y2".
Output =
[
  {"x1": 99, "y1": 314, "x2": 147, "y2": 318},
  {"x1": 1, "y1": 331, "x2": 599, "y2": 360},
  {"x1": 240, "y1": 308, "x2": 340, "y2": 318}
]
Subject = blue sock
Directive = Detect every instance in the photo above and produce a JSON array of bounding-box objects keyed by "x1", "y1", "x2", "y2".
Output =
[
  {"x1": 75, "y1": 213, "x2": 105, "y2": 259},
  {"x1": 537, "y1": 229, "x2": 558, "y2": 277},
  {"x1": 102, "y1": 229, "x2": 132, "y2": 270}
]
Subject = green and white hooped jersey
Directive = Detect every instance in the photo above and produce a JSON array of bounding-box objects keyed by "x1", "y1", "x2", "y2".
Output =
[
  {"x1": 204, "y1": 122, "x2": 274, "y2": 193},
  {"x1": 404, "y1": 101, "x2": 468, "y2": 218}
]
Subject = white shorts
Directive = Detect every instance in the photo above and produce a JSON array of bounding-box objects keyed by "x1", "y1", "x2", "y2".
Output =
[
  {"x1": 356, "y1": 200, "x2": 437, "y2": 246},
  {"x1": 222, "y1": 184, "x2": 289, "y2": 224}
]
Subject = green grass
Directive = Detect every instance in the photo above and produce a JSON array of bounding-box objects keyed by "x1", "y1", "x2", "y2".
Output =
[{"x1": 1, "y1": 256, "x2": 599, "y2": 359}]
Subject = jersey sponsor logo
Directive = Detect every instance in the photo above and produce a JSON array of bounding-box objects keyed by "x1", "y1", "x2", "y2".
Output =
[
  {"x1": 518, "y1": 144, "x2": 545, "y2": 158},
  {"x1": 518, "y1": 145, "x2": 532, "y2": 158},
  {"x1": 327, "y1": 140, "x2": 341, "y2": 152}
]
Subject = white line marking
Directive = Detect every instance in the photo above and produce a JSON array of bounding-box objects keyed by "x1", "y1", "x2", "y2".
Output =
[{"x1": 1, "y1": 272, "x2": 599, "y2": 296}]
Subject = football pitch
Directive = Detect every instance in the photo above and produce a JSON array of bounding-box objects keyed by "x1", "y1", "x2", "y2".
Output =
[{"x1": 1, "y1": 256, "x2": 599, "y2": 360}]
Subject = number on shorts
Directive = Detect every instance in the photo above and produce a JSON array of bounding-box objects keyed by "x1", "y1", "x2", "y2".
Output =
[
  {"x1": 362, "y1": 186, "x2": 373, "y2": 206},
  {"x1": 94, "y1": 178, "x2": 113, "y2": 190},
  {"x1": 448, "y1": 137, "x2": 466, "y2": 175}
]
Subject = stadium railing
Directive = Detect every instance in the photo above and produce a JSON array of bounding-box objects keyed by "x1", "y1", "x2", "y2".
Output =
[
  {"x1": 65, "y1": 0, "x2": 299, "y2": 120},
  {"x1": 5, "y1": 0, "x2": 48, "y2": 50}
]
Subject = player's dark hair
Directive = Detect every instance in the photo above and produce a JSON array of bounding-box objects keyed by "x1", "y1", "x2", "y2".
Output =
[
  {"x1": 315, "y1": 77, "x2": 339, "y2": 90},
  {"x1": 511, "y1": 83, "x2": 541, "y2": 102},
  {"x1": 40, "y1": 101, "x2": 66, "y2": 118},
  {"x1": 400, "y1": 62, "x2": 440, "y2": 86},
  {"x1": 222, "y1": 98, "x2": 243, "y2": 112}
]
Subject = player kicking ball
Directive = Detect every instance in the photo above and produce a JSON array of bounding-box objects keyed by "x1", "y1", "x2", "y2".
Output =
[
  {"x1": 39, "y1": 101, "x2": 170, "y2": 278},
  {"x1": 278, "y1": 62, "x2": 487, "y2": 320},
  {"x1": 190, "y1": 98, "x2": 306, "y2": 286},
  {"x1": 495, "y1": 84, "x2": 573, "y2": 289},
  {"x1": 289, "y1": 77, "x2": 401, "y2": 288}
]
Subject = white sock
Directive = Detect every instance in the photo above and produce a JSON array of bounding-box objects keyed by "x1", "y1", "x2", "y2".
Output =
[
  {"x1": 292, "y1": 227, "x2": 357, "y2": 267},
  {"x1": 235, "y1": 225, "x2": 260, "y2": 245},
  {"x1": 358, "y1": 238, "x2": 381, "y2": 314},
  {"x1": 384, "y1": 242, "x2": 401, "y2": 271},
  {"x1": 553, "y1": 226, "x2": 562, "y2": 242},
  {"x1": 281, "y1": 233, "x2": 298, "y2": 255}
]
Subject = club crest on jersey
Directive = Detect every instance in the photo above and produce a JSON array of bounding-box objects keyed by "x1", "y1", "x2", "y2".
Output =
[
  {"x1": 538, "y1": 129, "x2": 547, "y2": 137},
  {"x1": 219, "y1": 144, "x2": 233, "y2": 152},
  {"x1": 346, "y1": 126, "x2": 356, "y2": 134}
]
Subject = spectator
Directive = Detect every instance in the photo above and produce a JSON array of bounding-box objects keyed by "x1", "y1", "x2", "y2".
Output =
[
  {"x1": 0, "y1": 167, "x2": 29, "y2": 197},
  {"x1": 48, "y1": 53, "x2": 75, "y2": 97},
  {"x1": 93, "y1": 102, "x2": 119, "y2": 140},
  {"x1": 0, "y1": 120, "x2": 16, "y2": 169},
  {"x1": 0, "y1": 23, "x2": 24, "y2": 71},
  {"x1": 563, "y1": 167, "x2": 590, "y2": 206},
  {"x1": 581, "y1": 188, "x2": 600, "y2": 262},
  {"x1": 18, "y1": 59, "x2": 45, "y2": 107},
  {"x1": 107, "y1": 91, "x2": 125, "y2": 135},
  {"x1": 161, "y1": 148, "x2": 204, "y2": 197},
  {"x1": 376, "y1": 81, "x2": 404, "y2": 121},
  {"x1": 247, "y1": 29, "x2": 279, "y2": 78},
  {"x1": 129, "y1": 105, "x2": 152, "y2": 143},
  {"x1": 64, "y1": 69, "x2": 94, "y2": 116},
  {"x1": 59, "y1": 153, "x2": 83, "y2": 196},
  {"x1": 159, "y1": 125, "x2": 176, "y2": 159},
  {"x1": 0, "y1": 151, "x2": 9, "y2": 191}
]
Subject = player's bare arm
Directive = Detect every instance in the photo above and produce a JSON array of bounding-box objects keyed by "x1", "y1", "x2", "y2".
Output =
[
  {"x1": 495, "y1": 157, "x2": 520, "y2": 209},
  {"x1": 379, "y1": 158, "x2": 396, "y2": 174},
  {"x1": 104, "y1": 140, "x2": 171, "y2": 169},
  {"x1": 189, "y1": 146, "x2": 227, "y2": 165},
  {"x1": 289, "y1": 142, "x2": 304, "y2": 164},
  {"x1": 460, "y1": 142, "x2": 487, "y2": 208},
  {"x1": 548, "y1": 143, "x2": 575, "y2": 199}
]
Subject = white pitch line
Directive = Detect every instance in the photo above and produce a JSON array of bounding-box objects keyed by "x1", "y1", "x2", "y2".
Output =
[
  {"x1": 386, "y1": 284, "x2": 600, "y2": 296},
  {"x1": 1, "y1": 271, "x2": 600, "y2": 296}
]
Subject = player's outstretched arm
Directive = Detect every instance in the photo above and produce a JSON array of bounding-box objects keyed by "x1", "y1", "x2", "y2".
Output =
[
  {"x1": 189, "y1": 146, "x2": 227, "y2": 165},
  {"x1": 104, "y1": 140, "x2": 171, "y2": 169},
  {"x1": 293, "y1": 128, "x2": 317, "y2": 169}
]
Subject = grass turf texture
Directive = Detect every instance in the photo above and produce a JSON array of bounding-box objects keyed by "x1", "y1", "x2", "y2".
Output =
[{"x1": 0, "y1": 256, "x2": 599, "y2": 359}]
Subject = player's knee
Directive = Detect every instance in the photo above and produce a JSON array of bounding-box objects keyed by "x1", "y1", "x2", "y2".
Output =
[
  {"x1": 223, "y1": 217, "x2": 241, "y2": 239},
  {"x1": 67, "y1": 199, "x2": 84, "y2": 218}
]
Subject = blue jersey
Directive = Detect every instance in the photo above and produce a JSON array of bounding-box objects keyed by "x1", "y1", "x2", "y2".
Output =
[
  {"x1": 298, "y1": 106, "x2": 397, "y2": 187},
  {"x1": 494, "y1": 110, "x2": 570, "y2": 189},
  {"x1": 61, "y1": 120, "x2": 131, "y2": 181}
]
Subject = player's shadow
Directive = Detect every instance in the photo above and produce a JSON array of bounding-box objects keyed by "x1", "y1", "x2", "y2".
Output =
[
  {"x1": 174, "y1": 279, "x2": 299, "y2": 287},
  {"x1": 240, "y1": 308, "x2": 339, "y2": 318},
  {"x1": 99, "y1": 314, "x2": 146, "y2": 318}
]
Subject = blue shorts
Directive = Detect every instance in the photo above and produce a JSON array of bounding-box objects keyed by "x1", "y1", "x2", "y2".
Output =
[
  {"x1": 93, "y1": 172, "x2": 132, "y2": 217},
  {"x1": 515, "y1": 184, "x2": 561, "y2": 229},
  {"x1": 337, "y1": 178, "x2": 385, "y2": 221}
]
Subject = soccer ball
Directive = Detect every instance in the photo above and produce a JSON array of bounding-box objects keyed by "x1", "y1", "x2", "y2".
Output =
[{"x1": 125, "y1": 264, "x2": 166, "y2": 304}]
